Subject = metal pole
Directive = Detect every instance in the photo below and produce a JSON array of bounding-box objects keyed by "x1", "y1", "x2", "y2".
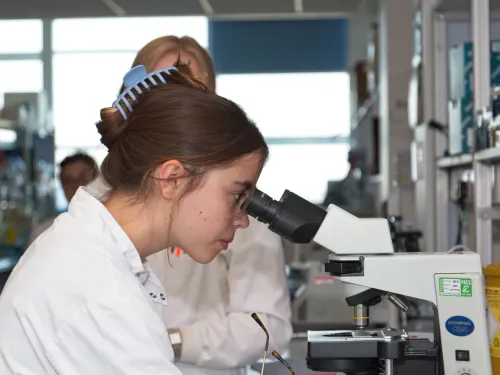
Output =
[
  {"x1": 418, "y1": 1, "x2": 439, "y2": 253},
  {"x1": 41, "y1": 20, "x2": 53, "y2": 111},
  {"x1": 476, "y1": 161, "x2": 493, "y2": 266},
  {"x1": 384, "y1": 358, "x2": 394, "y2": 375},
  {"x1": 434, "y1": 14, "x2": 451, "y2": 252},
  {"x1": 493, "y1": 165, "x2": 500, "y2": 204},
  {"x1": 472, "y1": 0, "x2": 493, "y2": 265},
  {"x1": 472, "y1": 0, "x2": 491, "y2": 111},
  {"x1": 421, "y1": 0, "x2": 435, "y2": 121}
]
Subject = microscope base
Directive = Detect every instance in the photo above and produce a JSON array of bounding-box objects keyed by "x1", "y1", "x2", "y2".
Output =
[{"x1": 306, "y1": 329, "x2": 437, "y2": 375}]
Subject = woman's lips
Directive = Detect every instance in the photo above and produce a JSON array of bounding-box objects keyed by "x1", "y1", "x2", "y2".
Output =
[{"x1": 219, "y1": 239, "x2": 233, "y2": 250}]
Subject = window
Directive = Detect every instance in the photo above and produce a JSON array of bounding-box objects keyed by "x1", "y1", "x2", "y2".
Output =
[
  {"x1": 259, "y1": 143, "x2": 350, "y2": 203},
  {"x1": 217, "y1": 72, "x2": 351, "y2": 203},
  {"x1": 52, "y1": 16, "x2": 210, "y2": 209},
  {"x1": 53, "y1": 52, "x2": 136, "y2": 148},
  {"x1": 52, "y1": 16, "x2": 208, "y2": 52},
  {"x1": 0, "y1": 20, "x2": 43, "y2": 54},
  {"x1": 52, "y1": 17, "x2": 208, "y2": 210},
  {"x1": 52, "y1": 16, "x2": 209, "y2": 150},
  {"x1": 217, "y1": 72, "x2": 351, "y2": 137},
  {"x1": 0, "y1": 60, "x2": 44, "y2": 109}
]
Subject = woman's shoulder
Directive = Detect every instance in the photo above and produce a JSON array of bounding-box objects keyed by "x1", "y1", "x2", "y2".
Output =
[
  {"x1": 27, "y1": 216, "x2": 57, "y2": 246},
  {"x1": 36, "y1": 216, "x2": 56, "y2": 233}
]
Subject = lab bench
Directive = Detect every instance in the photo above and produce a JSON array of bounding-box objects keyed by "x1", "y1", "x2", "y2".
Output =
[{"x1": 250, "y1": 359, "x2": 338, "y2": 375}]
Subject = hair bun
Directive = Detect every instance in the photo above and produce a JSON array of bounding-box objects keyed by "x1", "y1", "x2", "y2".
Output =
[{"x1": 96, "y1": 107, "x2": 127, "y2": 150}]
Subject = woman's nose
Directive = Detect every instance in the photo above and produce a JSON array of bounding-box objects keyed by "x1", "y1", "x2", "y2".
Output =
[{"x1": 234, "y1": 212, "x2": 250, "y2": 229}]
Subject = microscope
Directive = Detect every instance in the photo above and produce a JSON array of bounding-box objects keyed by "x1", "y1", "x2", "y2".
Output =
[{"x1": 244, "y1": 188, "x2": 492, "y2": 375}]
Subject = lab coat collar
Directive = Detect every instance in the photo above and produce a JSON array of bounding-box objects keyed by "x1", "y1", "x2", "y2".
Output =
[{"x1": 68, "y1": 187, "x2": 146, "y2": 277}]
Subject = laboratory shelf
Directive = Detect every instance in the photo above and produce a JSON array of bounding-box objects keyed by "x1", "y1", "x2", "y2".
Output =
[{"x1": 437, "y1": 154, "x2": 473, "y2": 169}]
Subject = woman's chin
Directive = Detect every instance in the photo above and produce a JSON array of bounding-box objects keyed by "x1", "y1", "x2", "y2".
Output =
[{"x1": 183, "y1": 246, "x2": 220, "y2": 264}]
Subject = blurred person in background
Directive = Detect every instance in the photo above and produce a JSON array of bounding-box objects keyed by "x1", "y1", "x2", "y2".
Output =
[
  {"x1": 28, "y1": 152, "x2": 98, "y2": 245},
  {"x1": 89, "y1": 35, "x2": 293, "y2": 375}
]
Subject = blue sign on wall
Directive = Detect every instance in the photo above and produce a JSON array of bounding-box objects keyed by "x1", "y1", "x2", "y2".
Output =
[{"x1": 209, "y1": 18, "x2": 348, "y2": 74}]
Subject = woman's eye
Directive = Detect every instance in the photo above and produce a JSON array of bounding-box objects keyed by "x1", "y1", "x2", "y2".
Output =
[{"x1": 234, "y1": 192, "x2": 247, "y2": 204}]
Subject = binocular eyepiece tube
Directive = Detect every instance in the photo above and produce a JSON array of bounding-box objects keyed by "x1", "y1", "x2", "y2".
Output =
[{"x1": 243, "y1": 188, "x2": 327, "y2": 244}]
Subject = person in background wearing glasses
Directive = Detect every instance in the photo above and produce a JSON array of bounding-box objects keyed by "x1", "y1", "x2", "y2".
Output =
[
  {"x1": 88, "y1": 36, "x2": 293, "y2": 375},
  {"x1": 27, "y1": 152, "x2": 98, "y2": 246},
  {"x1": 0, "y1": 60, "x2": 270, "y2": 374}
]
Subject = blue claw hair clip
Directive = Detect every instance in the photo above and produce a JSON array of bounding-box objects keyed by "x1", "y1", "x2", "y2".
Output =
[{"x1": 113, "y1": 64, "x2": 178, "y2": 120}]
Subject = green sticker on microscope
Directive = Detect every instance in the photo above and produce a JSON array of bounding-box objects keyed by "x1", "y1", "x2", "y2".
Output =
[{"x1": 439, "y1": 278, "x2": 472, "y2": 297}]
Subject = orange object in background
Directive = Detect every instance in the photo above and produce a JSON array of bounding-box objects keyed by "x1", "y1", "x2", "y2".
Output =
[{"x1": 170, "y1": 247, "x2": 183, "y2": 257}]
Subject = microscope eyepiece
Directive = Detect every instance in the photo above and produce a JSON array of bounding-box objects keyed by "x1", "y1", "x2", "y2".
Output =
[
  {"x1": 243, "y1": 189, "x2": 281, "y2": 224},
  {"x1": 244, "y1": 188, "x2": 327, "y2": 244}
]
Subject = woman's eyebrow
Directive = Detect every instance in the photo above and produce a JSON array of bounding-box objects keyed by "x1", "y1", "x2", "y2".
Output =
[{"x1": 233, "y1": 180, "x2": 253, "y2": 190}]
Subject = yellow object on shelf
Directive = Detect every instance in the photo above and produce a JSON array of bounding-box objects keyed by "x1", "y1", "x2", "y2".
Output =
[{"x1": 484, "y1": 264, "x2": 500, "y2": 374}]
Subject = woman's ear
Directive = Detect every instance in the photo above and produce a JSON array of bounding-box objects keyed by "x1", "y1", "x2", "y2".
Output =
[{"x1": 157, "y1": 160, "x2": 187, "y2": 201}]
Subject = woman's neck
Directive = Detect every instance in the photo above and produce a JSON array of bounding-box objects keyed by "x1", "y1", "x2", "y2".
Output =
[{"x1": 104, "y1": 192, "x2": 172, "y2": 258}]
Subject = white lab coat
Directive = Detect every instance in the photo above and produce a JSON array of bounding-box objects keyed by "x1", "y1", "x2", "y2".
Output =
[
  {"x1": 89, "y1": 176, "x2": 294, "y2": 375},
  {"x1": 149, "y1": 220, "x2": 293, "y2": 375},
  {"x1": 0, "y1": 187, "x2": 182, "y2": 375},
  {"x1": 27, "y1": 216, "x2": 55, "y2": 246}
]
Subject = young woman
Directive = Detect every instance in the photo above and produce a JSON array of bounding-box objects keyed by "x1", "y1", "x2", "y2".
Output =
[
  {"x1": 0, "y1": 61, "x2": 268, "y2": 374},
  {"x1": 105, "y1": 36, "x2": 293, "y2": 375}
]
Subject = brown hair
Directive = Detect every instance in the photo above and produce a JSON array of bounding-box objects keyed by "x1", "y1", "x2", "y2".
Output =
[
  {"x1": 96, "y1": 61, "x2": 267, "y2": 199},
  {"x1": 129, "y1": 35, "x2": 216, "y2": 91},
  {"x1": 60, "y1": 152, "x2": 99, "y2": 180}
]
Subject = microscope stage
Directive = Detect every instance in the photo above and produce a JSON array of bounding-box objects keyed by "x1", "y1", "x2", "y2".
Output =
[
  {"x1": 308, "y1": 328, "x2": 407, "y2": 359},
  {"x1": 306, "y1": 329, "x2": 437, "y2": 374}
]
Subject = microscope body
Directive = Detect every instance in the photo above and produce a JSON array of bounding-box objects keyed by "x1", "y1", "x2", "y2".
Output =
[
  {"x1": 244, "y1": 189, "x2": 492, "y2": 375},
  {"x1": 311, "y1": 204, "x2": 492, "y2": 375}
]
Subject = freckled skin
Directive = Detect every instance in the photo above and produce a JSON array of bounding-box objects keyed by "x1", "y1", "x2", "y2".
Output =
[{"x1": 171, "y1": 152, "x2": 262, "y2": 264}]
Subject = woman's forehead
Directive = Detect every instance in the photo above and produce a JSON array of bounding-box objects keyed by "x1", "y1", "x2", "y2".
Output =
[{"x1": 216, "y1": 153, "x2": 264, "y2": 183}]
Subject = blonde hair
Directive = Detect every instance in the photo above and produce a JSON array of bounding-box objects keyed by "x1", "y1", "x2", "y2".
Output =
[{"x1": 130, "y1": 35, "x2": 216, "y2": 91}]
